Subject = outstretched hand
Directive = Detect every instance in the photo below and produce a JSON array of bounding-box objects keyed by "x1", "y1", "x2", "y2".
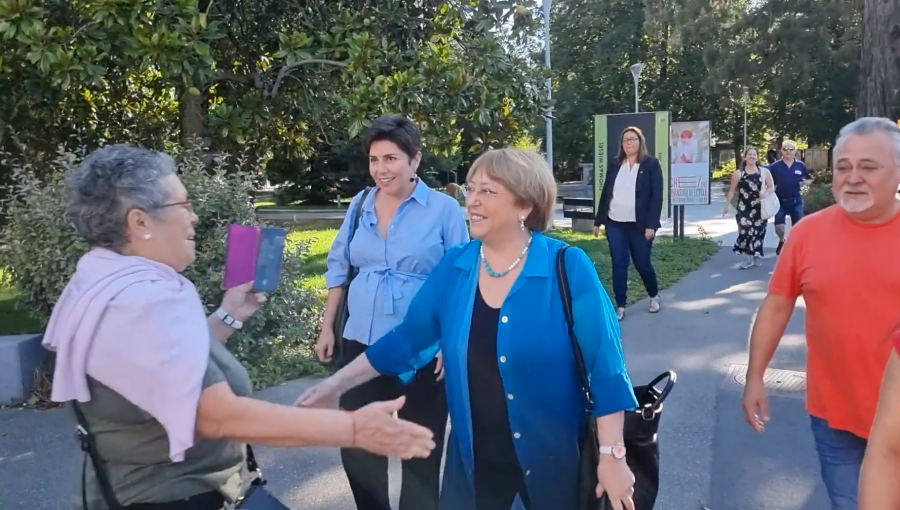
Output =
[
  {"x1": 353, "y1": 397, "x2": 437, "y2": 459},
  {"x1": 295, "y1": 377, "x2": 342, "y2": 409}
]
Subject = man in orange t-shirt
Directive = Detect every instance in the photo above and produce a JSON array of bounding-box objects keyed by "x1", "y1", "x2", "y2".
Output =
[{"x1": 742, "y1": 117, "x2": 900, "y2": 510}]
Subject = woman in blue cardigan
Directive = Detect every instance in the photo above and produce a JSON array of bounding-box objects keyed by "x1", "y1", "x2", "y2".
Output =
[{"x1": 298, "y1": 148, "x2": 639, "y2": 510}]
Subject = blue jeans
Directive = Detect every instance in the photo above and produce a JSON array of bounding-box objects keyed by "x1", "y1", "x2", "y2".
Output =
[
  {"x1": 605, "y1": 220, "x2": 658, "y2": 308},
  {"x1": 774, "y1": 195, "x2": 804, "y2": 226},
  {"x1": 810, "y1": 415, "x2": 867, "y2": 510}
]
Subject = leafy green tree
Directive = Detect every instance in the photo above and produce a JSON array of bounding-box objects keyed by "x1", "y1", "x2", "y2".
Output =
[{"x1": 0, "y1": 0, "x2": 548, "y2": 200}]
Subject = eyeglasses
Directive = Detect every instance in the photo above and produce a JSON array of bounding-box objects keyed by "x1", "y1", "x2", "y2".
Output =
[
  {"x1": 782, "y1": 147, "x2": 796, "y2": 151},
  {"x1": 622, "y1": 137, "x2": 640, "y2": 144},
  {"x1": 158, "y1": 200, "x2": 193, "y2": 213},
  {"x1": 461, "y1": 184, "x2": 502, "y2": 201}
]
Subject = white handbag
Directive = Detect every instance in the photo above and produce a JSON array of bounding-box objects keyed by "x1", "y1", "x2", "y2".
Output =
[{"x1": 760, "y1": 167, "x2": 780, "y2": 220}]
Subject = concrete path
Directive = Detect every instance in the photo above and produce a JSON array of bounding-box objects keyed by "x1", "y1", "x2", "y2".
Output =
[{"x1": 0, "y1": 247, "x2": 827, "y2": 510}]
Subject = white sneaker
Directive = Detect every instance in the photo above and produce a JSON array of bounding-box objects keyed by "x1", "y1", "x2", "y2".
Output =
[
  {"x1": 616, "y1": 307, "x2": 626, "y2": 321},
  {"x1": 649, "y1": 296, "x2": 661, "y2": 313}
]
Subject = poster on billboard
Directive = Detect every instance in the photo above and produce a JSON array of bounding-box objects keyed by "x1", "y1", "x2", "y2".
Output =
[
  {"x1": 593, "y1": 112, "x2": 671, "y2": 216},
  {"x1": 670, "y1": 121, "x2": 712, "y2": 206}
]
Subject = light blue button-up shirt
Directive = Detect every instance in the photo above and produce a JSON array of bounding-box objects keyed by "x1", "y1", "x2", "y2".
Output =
[
  {"x1": 324, "y1": 179, "x2": 469, "y2": 345},
  {"x1": 366, "y1": 233, "x2": 638, "y2": 510}
]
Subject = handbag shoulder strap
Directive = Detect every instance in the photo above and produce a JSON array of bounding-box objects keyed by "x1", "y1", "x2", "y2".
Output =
[
  {"x1": 245, "y1": 445, "x2": 268, "y2": 487},
  {"x1": 346, "y1": 187, "x2": 373, "y2": 281},
  {"x1": 71, "y1": 402, "x2": 123, "y2": 510},
  {"x1": 555, "y1": 246, "x2": 596, "y2": 411}
]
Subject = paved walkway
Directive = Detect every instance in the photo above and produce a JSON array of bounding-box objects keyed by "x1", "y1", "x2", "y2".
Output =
[
  {"x1": 0, "y1": 186, "x2": 822, "y2": 510},
  {"x1": 0, "y1": 251, "x2": 826, "y2": 510}
]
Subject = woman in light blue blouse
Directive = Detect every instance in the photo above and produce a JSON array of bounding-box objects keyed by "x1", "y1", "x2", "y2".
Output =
[
  {"x1": 300, "y1": 148, "x2": 638, "y2": 510},
  {"x1": 314, "y1": 114, "x2": 469, "y2": 510}
]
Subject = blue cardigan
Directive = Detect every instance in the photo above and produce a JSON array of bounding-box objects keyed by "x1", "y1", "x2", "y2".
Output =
[{"x1": 366, "y1": 233, "x2": 638, "y2": 510}]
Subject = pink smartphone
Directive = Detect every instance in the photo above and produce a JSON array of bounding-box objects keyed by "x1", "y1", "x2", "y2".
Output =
[{"x1": 223, "y1": 225, "x2": 261, "y2": 289}]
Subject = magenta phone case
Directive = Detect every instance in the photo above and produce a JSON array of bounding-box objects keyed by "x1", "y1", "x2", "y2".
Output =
[{"x1": 224, "y1": 225, "x2": 261, "y2": 289}]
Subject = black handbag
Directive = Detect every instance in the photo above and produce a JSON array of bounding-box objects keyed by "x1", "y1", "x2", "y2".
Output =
[
  {"x1": 235, "y1": 445, "x2": 291, "y2": 510},
  {"x1": 556, "y1": 247, "x2": 676, "y2": 510},
  {"x1": 332, "y1": 186, "x2": 373, "y2": 367},
  {"x1": 71, "y1": 402, "x2": 290, "y2": 510}
]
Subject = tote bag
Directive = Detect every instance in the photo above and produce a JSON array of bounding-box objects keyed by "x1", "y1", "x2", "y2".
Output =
[
  {"x1": 760, "y1": 168, "x2": 780, "y2": 220},
  {"x1": 556, "y1": 246, "x2": 676, "y2": 510}
]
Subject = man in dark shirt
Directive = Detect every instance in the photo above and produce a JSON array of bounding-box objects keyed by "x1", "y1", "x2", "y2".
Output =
[{"x1": 768, "y1": 140, "x2": 810, "y2": 254}]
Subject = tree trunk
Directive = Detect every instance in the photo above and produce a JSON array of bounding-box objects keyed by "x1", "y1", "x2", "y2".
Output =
[
  {"x1": 180, "y1": 90, "x2": 209, "y2": 151},
  {"x1": 858, "y1": 0, "x2": 900, "y2": 118}
]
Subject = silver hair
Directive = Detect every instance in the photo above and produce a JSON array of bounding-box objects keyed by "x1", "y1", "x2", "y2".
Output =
[
  {"x1": 834, "y1": 117, "x2": 900, "y2": 162},
  {"x1": 65, "y1": 144, "x2": 177, "y2": 250}
]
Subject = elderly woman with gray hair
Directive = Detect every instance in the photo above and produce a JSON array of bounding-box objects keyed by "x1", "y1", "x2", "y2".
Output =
[{"x1": 43, "y1": 144, "x2": 436, "y2": 510}]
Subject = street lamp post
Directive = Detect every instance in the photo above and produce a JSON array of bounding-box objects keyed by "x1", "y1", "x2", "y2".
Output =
[
  {"x1": 742, "y1": 87, "x2": 749, "y2": 153},
  {"x1": 543, "y1": 0, "x2": 553, "y2": 171},
  {"x1": 629, "y1": 63, "x2": 643, "y2": 113}
]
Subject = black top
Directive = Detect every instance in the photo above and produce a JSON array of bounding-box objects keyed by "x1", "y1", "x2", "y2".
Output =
[
  {"x1": 593, "y1": 155, "x2": 664, "y2": 231},
  {"x1": 467, "y1": 286, "x2": 521, "y2": 471}
]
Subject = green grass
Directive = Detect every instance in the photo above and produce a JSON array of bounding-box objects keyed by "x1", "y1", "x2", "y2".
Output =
[
  {"x1": 0, "y1": 223, "x2": 717, "y2": 337},
  {"x1": 0, "y1": 268, "x2": 43, "y2": 336},
  {"x1": 290, "y1": 219, "x2": 343, "y2": 293},
  {"x1": 288, "y1": 223, "x2": 718, "y2": 307}
]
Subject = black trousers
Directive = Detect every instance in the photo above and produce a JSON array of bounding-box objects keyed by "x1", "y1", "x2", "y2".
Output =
[{"x1": 339, "y1": 339, "x2": 448, "y2": 510}]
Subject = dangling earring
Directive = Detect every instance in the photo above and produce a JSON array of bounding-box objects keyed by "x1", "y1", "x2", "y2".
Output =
[{"x1": 519, "y1": 217, "x2": 526, "y2": 231}]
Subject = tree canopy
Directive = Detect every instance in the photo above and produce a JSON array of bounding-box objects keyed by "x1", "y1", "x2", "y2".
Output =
[
  {"x1": 545, "y1": 0, "x2": 870, "y2": 176},
  {"x1": 0, "y1": 0, "x2": 891, "y2": 186},
  {"x1": 0, "y1": 0, "x2": 549, "y2": 200}
]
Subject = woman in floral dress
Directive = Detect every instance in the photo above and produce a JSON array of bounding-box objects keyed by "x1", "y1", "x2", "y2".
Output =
[{"x1": 723, "y1": 147, "x2": 774, "y2": 269}]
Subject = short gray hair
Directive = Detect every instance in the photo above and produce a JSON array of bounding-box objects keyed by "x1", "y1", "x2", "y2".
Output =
[
  {"x1": 65, "y1": 144, "x2": 177, "y2": 250},
  {"x1": 834, "y1": 117, "x2": 900, "y2": 162}
]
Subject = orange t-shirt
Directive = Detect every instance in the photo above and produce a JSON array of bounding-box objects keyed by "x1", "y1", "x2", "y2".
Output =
[{"x1": 769, "y1": 205, "x2": 900, "y2": 439}]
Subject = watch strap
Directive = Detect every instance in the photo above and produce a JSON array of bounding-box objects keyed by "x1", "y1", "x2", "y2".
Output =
[
  {"x1": 215, "y1": 308, "x2": 243, "y2": 330},
  {"x1": 599, "y1": 443, "x2": 626, "y2": 459}
]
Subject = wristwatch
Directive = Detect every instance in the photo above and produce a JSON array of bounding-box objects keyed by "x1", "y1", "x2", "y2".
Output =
[
  {"x1": 215, "y1": 308, "x2": 243, "y2": 330},
  {"x1": 599, "y1": 443, "x2": 626, "y2": 459}
]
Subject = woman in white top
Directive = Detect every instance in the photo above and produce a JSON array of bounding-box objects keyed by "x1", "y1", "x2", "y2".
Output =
[{"x1": 592, "y1": 127, "x2": 664, "y2": 321}]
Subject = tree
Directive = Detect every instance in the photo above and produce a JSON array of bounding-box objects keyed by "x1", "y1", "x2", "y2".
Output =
[
  {"x1": 858, "y1": 0, "x2": 900, "y2": 118},
  {"x1": 0, "y1": 0, "x2": 548, "y2": 199},
  {"x1": 546, "y1": 0, "x2": 862, "y2": 171}
]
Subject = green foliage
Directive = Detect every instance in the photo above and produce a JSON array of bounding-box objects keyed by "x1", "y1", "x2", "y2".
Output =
[
  {"x1": 0, "y1": 269, "x2": 42, "y2": 335},
  {"x1": 545, "y1": 0, "x2": 861, "y2": 173},
  {"x1": 802, "y1": 182, "x2": 836, "y2": 215},
  {"x1": 0, "y1": 146, "x2": 324, "y2": 387},
  {"x1": 713, "y1": 159, "x2": 737, "y2": 181},
  {"x1": 0, "y1": 148, "x2": 90, "y2": 321},
  {"x1": 0, "y1": 0, "x2": 548, "y2": 198}
]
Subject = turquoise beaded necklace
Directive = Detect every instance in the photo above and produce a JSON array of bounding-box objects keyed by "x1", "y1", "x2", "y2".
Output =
[{"x1": 480, "y1": 235, "x2": 533, "y2": 278}]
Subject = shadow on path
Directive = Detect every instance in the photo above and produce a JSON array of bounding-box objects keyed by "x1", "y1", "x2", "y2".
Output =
[
  {"x1": 617, "y1": 247, "x2": 827, "y2": 510},
  {"x1": 0, "y1": 248, "x2": 826, "y2": 510}
]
